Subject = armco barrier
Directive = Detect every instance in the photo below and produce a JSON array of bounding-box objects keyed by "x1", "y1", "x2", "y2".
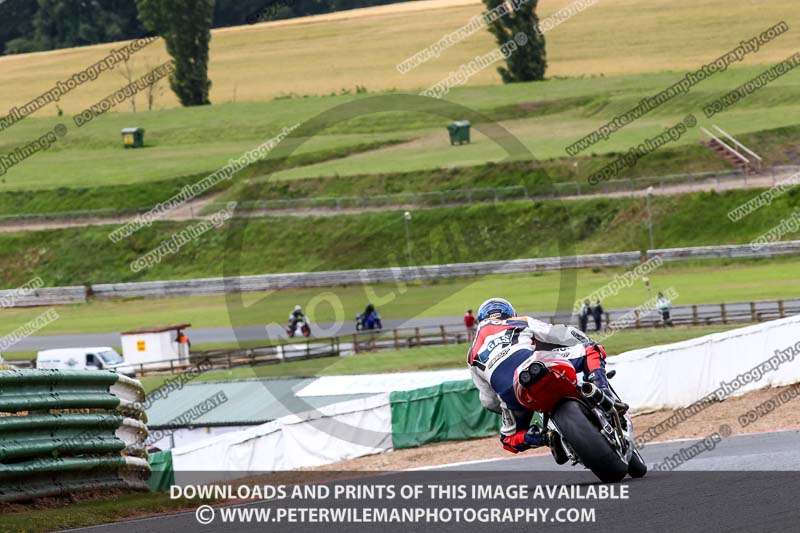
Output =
[
  {"x1": 0, "y1": 241, "x2": 799, "y2": 307},
  {"x1": 0, "y1": 285, "x2": 86, "y2": 307},
  {"x1": 389, "y1": 380, "x2": 501, "y2": 449},
  {"x1": 0, "y1": 369, "x2": 150, "y2": 502},
  {"x1": 90, "y1": 252, "x2": 641, "y2": 299},
  {"x1": 647, "y1": 240, "x2": 800, "y2": 261}
]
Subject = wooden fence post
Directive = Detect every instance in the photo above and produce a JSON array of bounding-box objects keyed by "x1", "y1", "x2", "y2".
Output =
[
  {"x1": 353, "y1": 334, "x2": 359, "y2": 354},
  {"x1": 393, "y1": 329, "x2": 399, "y2": 350},
  {"x1": 415, "y1": 327, "x2": 421, "y2": 346},
  {"x1": 634, "y1": 309, "x2": 640, "y2": 328},
  {"x1": 750, "y1": 302, "x2": 757, "y2": 322},
  {"x1": 440, "y1": 325, "x2": 447, "y2": 344},
  {"x1": 721, "y1": 303, "x2": 727, "y2": 324},
  {"x1": 779, "y1": 300, "x2": 785, "y2": 318},
  {"x1": 692, "y1": 305, "x2": 698, "y2": 326}
]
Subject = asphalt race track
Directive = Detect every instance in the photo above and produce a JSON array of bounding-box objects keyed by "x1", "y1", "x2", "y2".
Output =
[{"x1": 63, "y1": 430, "x2": 800, "y2": 533}]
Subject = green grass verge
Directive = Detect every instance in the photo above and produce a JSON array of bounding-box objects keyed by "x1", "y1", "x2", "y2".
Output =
[{"x1": 0, "y1": 492, "x2": 210, "y2": 533}]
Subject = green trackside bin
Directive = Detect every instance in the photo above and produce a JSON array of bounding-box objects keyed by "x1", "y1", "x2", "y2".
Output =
[
  {"x1": 122, "y1": 127, "x2": 145, "y2": 148},
  {"x1": 447, "y1": 120, "x2": 471, "y2": 145}
]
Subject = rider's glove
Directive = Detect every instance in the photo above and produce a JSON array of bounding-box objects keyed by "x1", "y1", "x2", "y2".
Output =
[{"x1": 500, "y1": 428, "x2": 548, "y2": 454}]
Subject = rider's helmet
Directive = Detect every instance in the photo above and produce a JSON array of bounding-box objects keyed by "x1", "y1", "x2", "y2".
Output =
[
  {"x1": 476, "y1": 297, "x2": 516, "y2": 322},
  {"x1": 294, "y1": 305, "x2": 302, "y2": 312}
]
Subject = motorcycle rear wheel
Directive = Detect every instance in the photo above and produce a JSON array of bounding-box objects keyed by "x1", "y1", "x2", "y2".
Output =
[{"x1": 552, "y1": 400, "x2": 629, "y2": 483}]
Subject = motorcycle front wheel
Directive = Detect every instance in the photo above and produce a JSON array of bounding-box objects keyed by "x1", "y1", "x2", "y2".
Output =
[
  {"x1": 627, "y1": 448, "x2": 647, "y2": 478},
  {"x1": 552, "y1": 400, "x2": 629, "y2": 483}
]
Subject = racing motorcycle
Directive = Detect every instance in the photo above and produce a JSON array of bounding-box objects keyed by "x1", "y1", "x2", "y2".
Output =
[
  {"x1": 355, "y1": 311, "x2": 382, "y2": 331},
  {"x1": 286, "y1": 317, "x2": 311, "y2": 338},
  {"x1": 514, "y1": 350, "x2": 647, "y2": 483}
]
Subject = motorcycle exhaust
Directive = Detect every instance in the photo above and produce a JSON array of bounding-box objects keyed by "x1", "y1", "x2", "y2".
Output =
[
  {"x1": 579, "y1": 382, "x2": 617, "y2": 414},
  {"x1": 519, "y1": 361, "x2": 548, "y2": 388}
]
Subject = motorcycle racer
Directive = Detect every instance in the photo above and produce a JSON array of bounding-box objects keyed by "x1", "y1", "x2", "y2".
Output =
[{"x1": 467, "y1": 297, "x2": 620, "y2": 459}]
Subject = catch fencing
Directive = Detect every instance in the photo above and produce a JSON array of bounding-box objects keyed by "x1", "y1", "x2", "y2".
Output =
[
  {"x1": 0, "y1": 369, "x2": 150, "y2": 502},
  {"x1": 38, "y1": 297, "x2": 792, "y2": 377}
]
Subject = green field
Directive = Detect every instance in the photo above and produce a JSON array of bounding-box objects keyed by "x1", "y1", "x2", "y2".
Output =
[
  {"x1": 3, "y1": 0, "x2": 797, "y2": 115},
  {"x1": 4, "y1": 63, "x2": 800, "y2": 202},
  {"x1": 0, "y1": 0, "x2": 798, "y2": 210}
]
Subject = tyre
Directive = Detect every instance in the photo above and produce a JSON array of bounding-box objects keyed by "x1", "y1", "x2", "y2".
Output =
[
  {"x1": 551, "y1": 400, "x2": 628, "y2": 483},
  {"x1": 627, "y1": 448, "x2": 647, "y2": 478}
]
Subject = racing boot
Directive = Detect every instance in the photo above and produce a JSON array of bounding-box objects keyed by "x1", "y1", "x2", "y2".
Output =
[
  {"x1": 586, "y1": 369, "x2": 629, "y2": 414},
  {"x1": 547, "y1": 430, "x2": 569, "y2": 465}
]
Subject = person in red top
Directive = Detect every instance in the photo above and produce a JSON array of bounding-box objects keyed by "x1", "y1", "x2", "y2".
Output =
[{"x1": 463, "y1": 309, "x2": 476, "y2": 342}]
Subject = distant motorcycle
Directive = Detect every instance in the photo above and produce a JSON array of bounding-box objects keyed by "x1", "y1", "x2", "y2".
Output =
[
  {"x1": 355, "y1": 311, "x2": 382, "y2": 331},
  {"x1": 286, "y1": 316, "x2": 311, "y2": 338}
]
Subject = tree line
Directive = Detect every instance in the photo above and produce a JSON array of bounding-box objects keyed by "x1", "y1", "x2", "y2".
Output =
[{"x1": 0, "y1": 0, "x2": 406, "y2": 55}]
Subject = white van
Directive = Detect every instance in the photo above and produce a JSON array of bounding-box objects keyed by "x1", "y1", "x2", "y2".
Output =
[{"x1": 36, "y1": 347, "x2": 135, "y2": 377}]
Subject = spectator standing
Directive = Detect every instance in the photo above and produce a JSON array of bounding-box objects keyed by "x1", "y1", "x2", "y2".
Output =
[
  {"x1": 579, "y1": 299, "x2": 591, "y2": 332},
  {"x1": 656, "y1": 292, "x2": 673, "y2": 327},
  {"x1": 176, "y1": 329, "x2": 191, "y2": 357},
  {"x1": 592, "y1": 299, "x2": 604, "y2": 331},
  {"x1": 464, "y1": 309, "x2": 476, "y2": 342}
]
